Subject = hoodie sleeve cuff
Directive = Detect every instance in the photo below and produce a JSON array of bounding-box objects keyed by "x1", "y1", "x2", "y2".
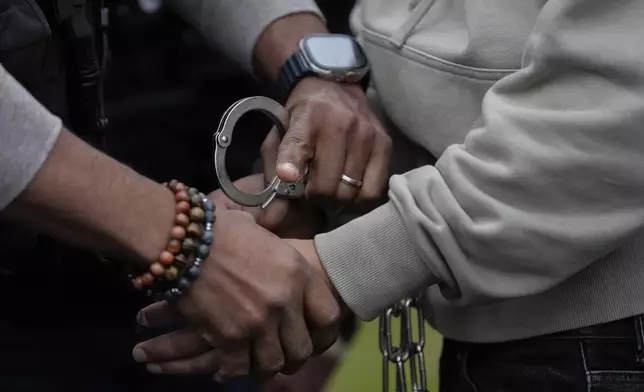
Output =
[{"x1": 314, "y1": 202, "x2": 438, "y2": 321}]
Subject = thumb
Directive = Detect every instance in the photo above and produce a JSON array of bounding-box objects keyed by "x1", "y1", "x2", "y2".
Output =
[{"x1": 276, "y1": 110, "x2": 314, "y2": 183}]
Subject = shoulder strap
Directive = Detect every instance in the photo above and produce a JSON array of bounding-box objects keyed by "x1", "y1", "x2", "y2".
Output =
[{"x1": 54, "y1": 0, "x2": 110, "y2": 147}]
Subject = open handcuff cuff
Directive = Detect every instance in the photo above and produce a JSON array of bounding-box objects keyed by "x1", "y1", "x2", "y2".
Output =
[{"x1": 213, "y1": 96, "x2": 307, "y2": 208}]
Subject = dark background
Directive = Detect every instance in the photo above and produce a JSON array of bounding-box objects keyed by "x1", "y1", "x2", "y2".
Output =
[{"x1": 103, "y1": 0, "x2": 357, "y2": 192}]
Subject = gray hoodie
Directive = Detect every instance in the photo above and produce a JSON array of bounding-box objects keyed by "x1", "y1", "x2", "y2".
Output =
[{"x1": 3, "y1": 0, "x2": 644, "y2": 342}]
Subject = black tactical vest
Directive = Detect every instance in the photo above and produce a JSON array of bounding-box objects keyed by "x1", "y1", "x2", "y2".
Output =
[
  {"x1": 0, "y1": 0, "x2": 144, "y2": 326},
  {"x1": 0, "y1": 0, "x2": 67, "y2": 116}
]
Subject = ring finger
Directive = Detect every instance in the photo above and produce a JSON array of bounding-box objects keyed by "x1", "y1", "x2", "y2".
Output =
[
  {"x1": 307, "y1": 125, "x2": 347, "y2": 201},
  {"x1": 335, "y1": 123, "x2": 373, "y2": 202}
]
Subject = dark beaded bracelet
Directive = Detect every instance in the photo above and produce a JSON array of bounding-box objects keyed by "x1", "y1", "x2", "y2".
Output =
[
  {"x1": 132, "y1": 180, "x2": 214, "y2": 301},
  {"x1": 160, "y1": 194, "x2": 215, "y2": 301}
]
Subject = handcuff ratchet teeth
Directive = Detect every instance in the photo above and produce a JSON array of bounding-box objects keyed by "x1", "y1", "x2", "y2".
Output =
[{"x1": 213, "y1": 96, "x2": 306, "y2": 208}]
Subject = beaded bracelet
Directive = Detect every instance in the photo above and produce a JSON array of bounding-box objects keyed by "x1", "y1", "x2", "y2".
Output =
[
  {"x1": 131, "y1": 180, "x2": 215, "y2": 301},
  {"x1": 161, "y1": 191, "x2": 215, "y2": 301}
]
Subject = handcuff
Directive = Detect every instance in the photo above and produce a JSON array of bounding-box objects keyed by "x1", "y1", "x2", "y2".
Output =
[{"x1": 213, "y1": 96, "x2": 307, "y2": 208}]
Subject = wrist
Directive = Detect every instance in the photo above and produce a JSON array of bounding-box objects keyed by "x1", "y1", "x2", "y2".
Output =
[
  {"x1": 137, "y1": 188, "x2": 177, "y2": 266},
  {"x1": 131, "y1": 181, "x2": 215, "y2": 300},
  {"x1": 274, "y1": 33, "x2": 370, "y2": 100},
  {"x1": 285, "y1": 238, "x2": 343, "y2": 305}
]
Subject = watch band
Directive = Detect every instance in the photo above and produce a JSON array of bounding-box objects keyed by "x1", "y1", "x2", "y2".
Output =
[
  {"x1": 277, "y1": 48, "x2": 371, "y2": 101},
  {"x1": 277, "y1": 53, "x2": 315, "y2": 99}
]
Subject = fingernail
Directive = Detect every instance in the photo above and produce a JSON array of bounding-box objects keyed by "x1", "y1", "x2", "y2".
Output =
[
  {"x1": 132, "y1": 346, "x2": 148, "y2": 362},
  {"x1": 136, "y1": 311, "x2": 148, "y2": 327},
  {"x1": 146, "y1": 363, "x2": 163, "y2": 374},
  {"x1": 277, "y1": 163, "x2": 300, "y2": 179}
]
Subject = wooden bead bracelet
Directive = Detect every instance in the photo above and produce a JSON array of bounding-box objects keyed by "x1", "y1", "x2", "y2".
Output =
[{"x1": 132, "y1": 179, "x2": 215, "y2": 300}]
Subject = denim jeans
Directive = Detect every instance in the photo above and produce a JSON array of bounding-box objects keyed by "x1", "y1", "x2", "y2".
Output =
[{"x1": 440, "y1": 316, "x2": 644, "y2": 391}]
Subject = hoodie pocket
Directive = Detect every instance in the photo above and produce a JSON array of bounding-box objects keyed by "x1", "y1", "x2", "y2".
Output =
[
  {"x1": 357, "y1": 0, "x2": 525, "y2": 156},
  {"x1": 361, "y1": 0, "x2": 522, "y2": 78}
]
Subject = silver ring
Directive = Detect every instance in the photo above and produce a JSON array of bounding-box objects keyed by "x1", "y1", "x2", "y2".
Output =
[{"x1": 340, "y1": 174, "x2": 363, "y2": 189}]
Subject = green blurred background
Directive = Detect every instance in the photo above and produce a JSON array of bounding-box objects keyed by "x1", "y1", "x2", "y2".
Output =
[{"x1": 327, "y1": 321, "x2": 442, "y2": 392}]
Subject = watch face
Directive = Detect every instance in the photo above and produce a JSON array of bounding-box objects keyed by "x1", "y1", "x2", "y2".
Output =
[{"x1": 302, "y1": 35, "x2": 367, "y2": 71}]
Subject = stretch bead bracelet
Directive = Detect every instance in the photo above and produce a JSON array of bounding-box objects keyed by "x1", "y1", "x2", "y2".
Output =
[
  {"x1": 131, "y1": 180, "x2": 215, "y2": 300},
  {"x1": 161, "y1": 191, "x2": 214, "y2": 301}
]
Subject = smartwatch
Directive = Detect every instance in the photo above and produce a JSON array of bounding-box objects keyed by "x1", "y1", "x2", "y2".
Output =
[{"x1": 277, "y1": 34, "x2": 370, "y2": 99}]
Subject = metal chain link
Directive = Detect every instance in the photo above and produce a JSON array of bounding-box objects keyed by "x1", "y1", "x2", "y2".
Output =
[{"x1": 379, "y1": 297, "x2": 428, "y2": 392}]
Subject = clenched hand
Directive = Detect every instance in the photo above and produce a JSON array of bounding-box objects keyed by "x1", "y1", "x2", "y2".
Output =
[
  {"x1": 133, "y1": 210, "x2": 340, "y2": 382},
  {"x1": 262, "y1": 78, "x2": 391, "y2": 203}
]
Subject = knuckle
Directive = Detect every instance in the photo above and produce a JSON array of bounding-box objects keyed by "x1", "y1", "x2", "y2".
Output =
[
  {"x1": 378, "y1": 132, "x2": 393, "y2": 154},
  {"x1": 244, "y1": 309, "x2": 268, "y2": 333},
  {"x1": 355, "y1": 121, "x2": 376, "y2": 145},
  {"x1": 360, "y1": 188, "x2": 383, "y2": 201},
  {"x1": 270, "y1": 296, "x2": 290, "y2": 311},
  {"x1": 322, "y1": 306, "x2": 342, "y2": 330},
  {"x1": 260, "y1": 358, "x2": 284, "y2": 375},
  {"x1": 286, "y1": 259, "x2": 308, "y2": 281},
  {"x1": 336, "y1": 187, "x2": 357, "y2": 203},
  {"x1": 220, "y1": 323, "x2": 245, "y2": 341},
  {"x1": 266, "y1": 287, "x2": 291, "y2": 310},
  {"x1": 292, "y1": 342, "x2": 313, "y2": 362}
]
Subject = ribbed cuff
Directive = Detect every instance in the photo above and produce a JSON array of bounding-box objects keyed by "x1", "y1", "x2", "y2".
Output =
[
  {"x1": 0, "y1": 65, "x2": 62, "y2": 210},
  {"x1": 314, "y1": 202, "x2": 438, "y2": 321}
]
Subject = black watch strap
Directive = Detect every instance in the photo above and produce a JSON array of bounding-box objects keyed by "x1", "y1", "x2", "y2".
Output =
[
  {"x1": 277, "y1": 54, "x2": 315, "y2": 100},
  {"x1": 277, "y1": 53, "x2": 371, "y2": 101}
]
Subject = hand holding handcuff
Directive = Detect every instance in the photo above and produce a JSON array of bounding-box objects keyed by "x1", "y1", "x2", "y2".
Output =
[{"x1": 213, "y1": 96, "x2": 308, "y2": 208}]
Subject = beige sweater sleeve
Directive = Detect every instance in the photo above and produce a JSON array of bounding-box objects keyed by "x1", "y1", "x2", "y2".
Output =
[
  {"x1": 167, "y1": 0, "x2": 323, "y2": 73},
  {"x1": 315, "y1": 0, "x2": 644, "y2": 320}
]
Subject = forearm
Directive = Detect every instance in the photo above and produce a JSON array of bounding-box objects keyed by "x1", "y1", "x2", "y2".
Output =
[
  {"x1": 4, "y1": 128, "x2": 174, "y2": 266},
  {"x1": 167, "y1": 0, "x2": 324, "y2": 74},
  {"x1": 253, "y1": 12, "x2": 328, "y2": 83}
]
